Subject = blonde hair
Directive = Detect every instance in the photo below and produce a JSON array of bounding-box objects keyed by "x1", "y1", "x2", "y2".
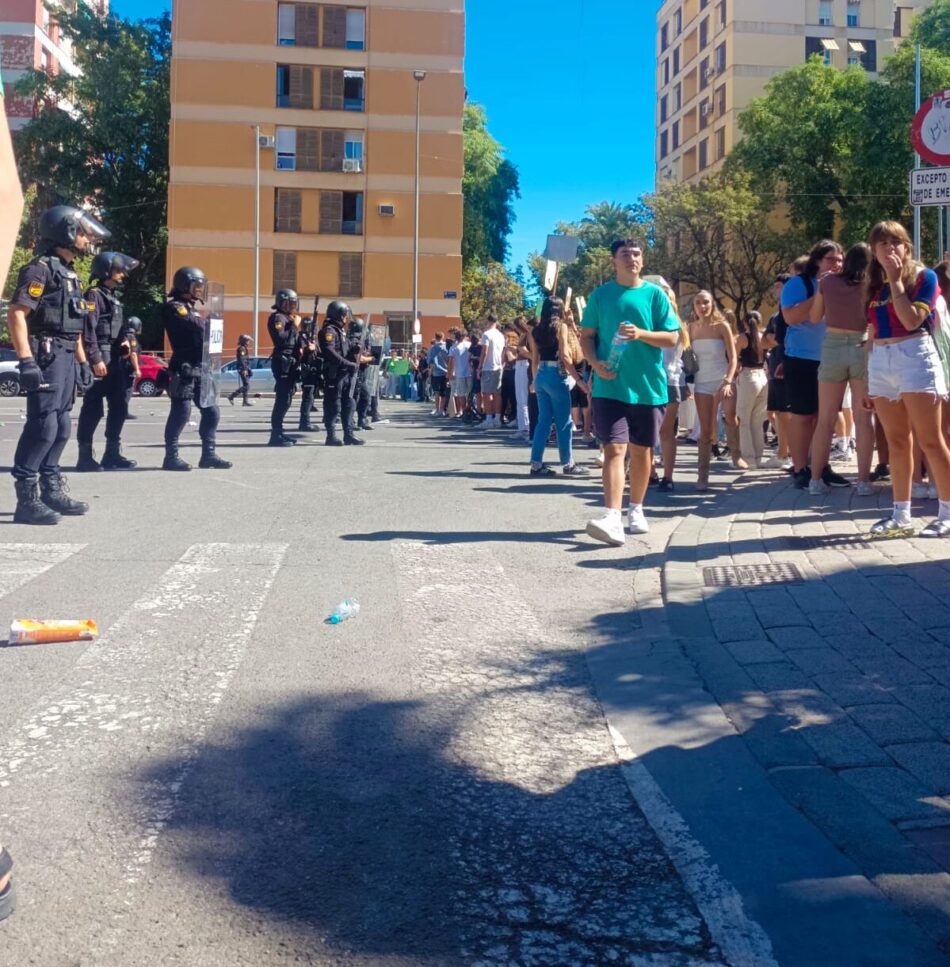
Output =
[
  {"x1": 690, "y1": 290, "x2": 730, "y2": 331},
  {"x1": 644, "y1": 274, "x2": 690, "y2": 347},
  {"x1": 868, "y1": 220, "x2": 917, "y2": 292}
]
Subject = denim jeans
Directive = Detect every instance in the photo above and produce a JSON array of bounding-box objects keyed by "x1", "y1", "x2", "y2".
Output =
[{"x1": 531, "y1": 365, "x2": 573, "y2": 466}]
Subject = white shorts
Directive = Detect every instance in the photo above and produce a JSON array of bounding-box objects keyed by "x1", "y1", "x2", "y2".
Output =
[
  {"x1": 453, "y1": 376, "x2": 473, "y2": 398},
  {"x1": 868, "y1": 334, "x2": 948, "y2": 402}
]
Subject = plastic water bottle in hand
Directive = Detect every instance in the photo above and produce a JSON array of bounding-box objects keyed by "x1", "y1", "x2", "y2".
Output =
[
  {"x1": 326, "y1": 599, "x2": 360, "y2": 625},
  {"x1": 606, "y1": 327, "x2": 630, "y2": 372}
]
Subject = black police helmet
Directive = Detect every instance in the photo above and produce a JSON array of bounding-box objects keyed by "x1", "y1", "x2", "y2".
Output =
[
  {"x1": 325, "y1": 300, "x2": 350, "y2": 324},
  {"x1": 239, "y1": 334, "x2": 253, "y2": 345},
  {"x1": 273, "y1": 288, "x2": 299, "y2": 313},
  {"x1": 90, "y1": 251, "x2": 141, "y2": 283},
  {"x1": 37, "y1": 205, "x2": 111, "y2": 255},
  {"x1": 171, "y1": 266, "x2": 208, "y2": 303},
  {"x1": 348, "y1": 317, "x2": 366, "y2": 338},
  {"x1": 126, "y1": 316, "x2": 143, "y2": 335}
]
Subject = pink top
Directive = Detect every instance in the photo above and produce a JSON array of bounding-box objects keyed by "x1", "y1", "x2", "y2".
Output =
[{"x1": 819, "y1": 274, "x2": 868, "y2": 333}]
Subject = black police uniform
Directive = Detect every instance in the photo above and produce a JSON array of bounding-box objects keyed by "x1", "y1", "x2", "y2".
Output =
[
  {"x1": 228, "y1": 343, "x2": 252, "y2": 406},
  {"x1": 268, "y1": 311, "x2": 299, "y2": 445},
  {"x1": 162, "y1": 297, "x2": 231, "y2": 470},
  {"x1": 10, "y1": 254, "x2": 91, "y2": 519},
  {"x1": 321, "y1": 321, "x2": 362, "y2": 445},
  {"x1": 76, "y1": 284, "x2": 136, "y2": 469},
  {"x1": 297, "y1": 329, "x2": 323, "y2": 431}
]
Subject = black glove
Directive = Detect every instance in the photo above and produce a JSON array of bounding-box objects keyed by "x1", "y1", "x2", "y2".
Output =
[
  {"x1": 18, "y1": 358, "x2": 44, "y2": 392},
  {"x1": 179, "y1": 362, "x2": 194, "y2": 380},
  {"x1": 78, "y1": 362, "x2": 94, "y2": 390}
]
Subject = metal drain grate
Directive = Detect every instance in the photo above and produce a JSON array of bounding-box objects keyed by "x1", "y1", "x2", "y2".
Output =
[{"x1": 703, "y1": 563, "x2": 805, "y2": 587}]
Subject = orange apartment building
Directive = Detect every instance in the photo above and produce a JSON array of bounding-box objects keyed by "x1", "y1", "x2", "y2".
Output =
[{"x1": 168, "y1": 0, "x2": 465, "y2": 351}]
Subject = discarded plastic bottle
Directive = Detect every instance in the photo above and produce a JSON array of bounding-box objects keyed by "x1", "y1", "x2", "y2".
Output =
[
  {"x1": 606, "y1": 328, "x2": 630, "y2": 372},
  {"x1": 326, "y1": 599, "x2": 360, "y2": 625}
]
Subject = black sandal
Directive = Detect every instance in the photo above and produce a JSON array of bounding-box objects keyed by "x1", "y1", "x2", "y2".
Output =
[
  {"x1": 529, "y1": 464, "x2": 557, "y2": 476},
  {"x1": 0, "y1": 846, "x2": 15, "y2": 923}
]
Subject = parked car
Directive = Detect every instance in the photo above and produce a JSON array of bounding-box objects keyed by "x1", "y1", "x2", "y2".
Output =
[
  {"x1": 133, "y1": 353, "x2": 168, "y2": 397},
  {"x1": 216, "y1": 356, "x2": 274, "y2": 394}
]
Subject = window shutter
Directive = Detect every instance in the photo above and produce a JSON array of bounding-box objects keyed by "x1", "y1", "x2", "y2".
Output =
[
  {"x1": 275, "y1": 189, "x2": 302, "y2": 233},
  {"x1": 339, "y1": 253, "x2": 363, "y2": 297},
  {"x1": 320, "y1": 129, "x2": 345, "y2": 171},
  {"x1": 320, "y1": 67, "x2": 344, "y2": 110},
  {"x1": 294, "y1": 3, "x2": 319, "y2": 46},
  {"x1": 289, "y1": 66, "x2": 314, "y2": 109},
  {"x1": 296, "y1": 128, "x2": 320, "y2": 170},
  {"x1": 273, "y1": 251, "x2": 298, "y2": 292},
  {"x1": 320, "y1": 190, "x2": 343, "y2": 234},
  {"x1": 322, "y1": 6, "x2": 347, "y2": 48}
]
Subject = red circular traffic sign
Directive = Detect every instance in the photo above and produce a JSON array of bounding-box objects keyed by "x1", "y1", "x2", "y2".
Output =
[{"x1": 912, "y1": 91, "x2": 950, "y2": 165}]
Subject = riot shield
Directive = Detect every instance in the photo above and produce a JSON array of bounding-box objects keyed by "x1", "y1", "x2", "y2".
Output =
[
  {"x1": 363, "y1": 321, "x2": 388, "y2": 397},
  {"x1": 199, "y1": 282, "x2": 225, "y2": 408}
]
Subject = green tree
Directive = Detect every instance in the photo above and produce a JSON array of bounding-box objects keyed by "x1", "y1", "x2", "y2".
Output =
[
  {"x1": 460, "y1": 260, "x2": 526, "y2": 327},
  {"x1": 14, "y1": 5, "x2": 171, "y2": 342},
  {"x1": 462, "y1": 103, "x2": 520, "y2": 266},
  {"x1": 647, "y1": 170, "x2": 799, "y2": 318},
  {"x1": 909, "y1": 0, "x2": 950, "y2": 50}
]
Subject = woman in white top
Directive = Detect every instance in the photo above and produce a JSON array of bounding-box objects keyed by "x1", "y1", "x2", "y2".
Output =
[{"x1": 688, "y1": 291, "x2": 737, "y2": 491}]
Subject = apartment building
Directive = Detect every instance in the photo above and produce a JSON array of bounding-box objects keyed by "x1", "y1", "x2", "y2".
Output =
[
  {"x1": 0, "y1": 0, "x2": 108, "y2": 131},
  {"x1": 655, "y1": 0, "x2": 933, "y2": 185},
  {"x1": 168, "y1": 0, "x2": 465, "y2": 349}
]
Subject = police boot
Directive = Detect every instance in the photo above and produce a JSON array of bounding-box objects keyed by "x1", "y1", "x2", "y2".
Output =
[
  {"x1": 75, "y1": 443, "x2": 103, "y2": 473},
  {"x1": 268, "y1": 433, "x2": 295, "y2": 447},
  {"x1": 39, "y1": 474, "x2": 89, "y2": 516},
  {"x1": 198, "y1": 442, "x2": 232, "y2": 470},
  {"x1": 228, "y1": 393, "x2": 235, "y2": 406},
  {"x1": 325, "y1": 427, "x2": 344, "y2": 447},
  {"x1": 343, "y1": 428, "x2": 365, "y2": 446},
  {"x1": 162, "y1": 444, "x2": 191, "y2": 472},
  {"x1": 357, "y1": 419, "x2": 374, "y2": 431},
  {"x1": 100, "y1": 440, "x2": 137, "y2": 470},
  {"x1": 14, "y1": 479, "x2": 60, "y2": 526},
  {"x1": 298, "y1": 417, "x2": 316, "y2": 432}
]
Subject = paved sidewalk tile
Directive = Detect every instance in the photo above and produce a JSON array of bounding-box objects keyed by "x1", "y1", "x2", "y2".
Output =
[
  {"x1": 722, "y1": 639, "x2": 785, "y2": 665},
  {"x1": 766, "y1": 626, "x2": 827, "y2": 651},
  {"x1": 849, "y1": 653, "x2": 935, "y2": 686},
  {"x1": 812, "y1": 674, "x2": 896, "y2": 708},
  {"x1": 798, "y1": 723, "x2": 893, "y2": 769},
  {"x1": 847, "y1": 704, "x2": 939, "y2": 746},
  {"x1": 744, "y1": 661, "x2": 812, "y2": 694},
  {"x1": 839, "y1": 767, "x2": 950, "y2": 825},
  {"x1": 886, "y1": 742, "x2": 950, "y2": 796},
  {"x1": 784, "y1": 647, "x2": 856, "y2": 676},
  {"x1": 893, "y1": 684, "x2": 950, "y2": 739}
]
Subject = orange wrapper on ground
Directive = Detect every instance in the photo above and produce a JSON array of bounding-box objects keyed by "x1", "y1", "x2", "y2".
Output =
[{"x1": 7, "y1": 619, "x2": 99, "y2": 646}]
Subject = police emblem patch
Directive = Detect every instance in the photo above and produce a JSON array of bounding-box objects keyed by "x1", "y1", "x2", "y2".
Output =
[
  {"x1": 28, "y1": 282, "x2": 44, "y2": 298},
  {"x1": 177, "y1": 305, "x2": 188, "y2": 316}
]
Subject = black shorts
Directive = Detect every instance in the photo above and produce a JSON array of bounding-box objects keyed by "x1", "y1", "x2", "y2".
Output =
[
  {"x1": 592, "y1": 397, "x2": 665, "y2": 448},
  {"x1": 430, "y1": 374, "x2": 447, "y2": 395},
  {"x1": 667, "y1": 382, "x2": 684, "y2": 405},
  {"x1": 783, "y1": 355, "x2": 820, "y2": 416},
  {"x1": 767, "y1": 377, "x2": 787, "y2": 413},
  {"x1": 570, "y1": 384, "x2": 588, "y2": 408}
]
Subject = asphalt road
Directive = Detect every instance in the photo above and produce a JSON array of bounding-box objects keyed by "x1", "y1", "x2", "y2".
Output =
[{"x1": 0, "y1": 394, "x2": 944, "y2": 966}]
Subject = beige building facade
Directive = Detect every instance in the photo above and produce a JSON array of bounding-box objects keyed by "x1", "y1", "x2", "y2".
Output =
[
  {"x1": 168, "y1": 0, "x2": 465, "y2": 350},
  {"x1": 656, "y1": 0, "x2": 933, "y2": 185}
]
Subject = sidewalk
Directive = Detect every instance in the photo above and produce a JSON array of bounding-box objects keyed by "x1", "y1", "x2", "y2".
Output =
[{"x1": 585, "y1": 446, "x2": 950, "y2": 966}]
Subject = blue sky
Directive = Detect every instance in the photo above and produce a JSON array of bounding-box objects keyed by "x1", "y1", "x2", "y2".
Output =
[{"x1": 113, "y1": 0, "x2": 660, "y2": 272}]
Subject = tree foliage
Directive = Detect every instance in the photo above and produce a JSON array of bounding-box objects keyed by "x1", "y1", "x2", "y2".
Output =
[
  {"x1": 14, "y1": 5, "x2": 171, "y2": 340},
  {"x1": 910, "y1": 0, "x2": 950, "y2": 50},
  {"x1": 462, "y1": 103, "x2": 520, "y2": 267},
  {"x1": 461, "y1": 260, "x2": 526, "y2": 327}
]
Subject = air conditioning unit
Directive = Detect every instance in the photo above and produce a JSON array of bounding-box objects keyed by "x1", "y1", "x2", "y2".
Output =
[
  {"x1": 258, "y1": 135, "x2": 276, "y2": 149},
  {"x1": 378, "y1": 204, "x2": 395, "y2": 217},
  {"x1": 342, "y1": 158, "x2": 362, "y2": 173}
]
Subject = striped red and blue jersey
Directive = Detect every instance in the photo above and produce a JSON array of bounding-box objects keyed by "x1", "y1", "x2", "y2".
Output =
[{"x1": 868, "y1": 269, "x2": 938, "y2": 340}]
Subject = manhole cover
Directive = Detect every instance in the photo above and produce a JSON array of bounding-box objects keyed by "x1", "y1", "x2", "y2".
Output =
[{"x1": 703, "y1": 564, "x2": 804, "y2": 587}]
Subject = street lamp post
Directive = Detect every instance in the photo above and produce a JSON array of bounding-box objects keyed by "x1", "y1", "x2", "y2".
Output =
[
  {"x1": 412, "y1": 70, "x2": 426, "y2": 339},
  {"x1": 253, "y1": 127, "x2": 275, "y2": 355}
]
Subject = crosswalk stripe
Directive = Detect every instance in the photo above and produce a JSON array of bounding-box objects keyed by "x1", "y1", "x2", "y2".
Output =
[
  {"x1": 0, "y1": 543, "x2": 86, "y2": 599},
  {"x1": 0, "y1": 542, "x2": 287, "y2": 919}
]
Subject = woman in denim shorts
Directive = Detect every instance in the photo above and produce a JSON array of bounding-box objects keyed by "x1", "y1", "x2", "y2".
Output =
[{"x1": 866, "y1": 221, "x2": 950, "y2": 538}]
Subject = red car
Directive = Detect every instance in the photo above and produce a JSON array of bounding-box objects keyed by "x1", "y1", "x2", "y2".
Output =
[{"x1": 134, "y1": 354, "x2": 168, "y2": 397}]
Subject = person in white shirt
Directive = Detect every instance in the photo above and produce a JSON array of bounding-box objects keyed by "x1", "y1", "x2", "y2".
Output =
[
  {"x1": 447, "y1": 328, "x2": 472, "y2": 417},
  {"x1": 478, "y1": 314, "x2": 506, "y2": 427}
]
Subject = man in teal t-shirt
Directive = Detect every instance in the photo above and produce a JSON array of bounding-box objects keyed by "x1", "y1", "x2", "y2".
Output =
[{"x1": 580, "y1": 238, "x2": 679, "y2": 546}]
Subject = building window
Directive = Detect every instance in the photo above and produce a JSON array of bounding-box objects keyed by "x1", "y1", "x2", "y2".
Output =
[
  {"x1": 700, "y1": 97, "x2": 711, "y2": 129},
  {"x1": 276, "y1": 127, "x2": 297, "y2": 170},
  {"x1": 717, "y1": 0, "x2": 726, "y2": 29},
  {"x1": 818, "y1": 0, "x2": 832, "y2": 26},
  {"x1": 660, "y1": 129, "x2": 669, "y2": 159},
  {"x1": 274, "y1": 189, "x2": 302, "y2": 233},
  {"x1": 275, "y1": 127, "x2": 354, "y2": 172},
  {"x1": 715, "y1": 84, "x2": 726, "y2": 116},
  {"x1": 277, "y1": 3, "x2": 319, "y2": 47},
  {"x1": 859, "y1": 39, "x2": 876, "y2": 71},
  {"x1": 715, "y1": 41, "x2": 726, "y2": 72},
  {"x1": 700, "y1": 17, "x2": 709, "y2": 49},
  {"x1": 661, "y1": 22, "x2": 669, "y2": 51},
  {"x1": 672, "y1": 121, "x2": 680, "y2": 150},
  {"x1": 673, "y1": 46, "x2": 680, "y2": 75},
  {"x1": 339, "y1": 253, "x2": 363, "y2": 298},
  {"x1": 660, "y1": 95, "x2": 668, "y2": 123},
  {"x1": 276, "y1": 4, "x2": 366, "y2": 49},
  {"x1": 276, "y1": 65, "x2": 314, "y2": 109},
  {"x1": 663, "y1": 58, "x2": 670, "y2": 85},
  {"x1": 847, "y1": 0, "x2": 860, "y2": 28},
  {"x1": 700, "y1": 55, "x2": 710, "y2": 90},
  {"x1": 319, "y1": 68, "x2": 365, "y2": 111},
  {"x1": 715, "y1": 127, "x2": 725, "y2": 160},
  {"x1": 675, "y1": 8, "x2": 682, "y2": 34},
  {"x1": 344, "y1": 131, "x2": 364, "y2": 171},
  {"x1": 674, "y1": 82, "x2": 682, "y2": 111},
  {"x1": 273, "y1": 251, "x2": 297, "y2": 292},
  {"x1": 345, "y1": 9, "x2": 366, "y2": 50},
  {"x1": 320, "y1": 190, "x2": 364, "y2": 234},
  {"x1": 699, "y1": 138, "x2": 709, "y2": 170}
]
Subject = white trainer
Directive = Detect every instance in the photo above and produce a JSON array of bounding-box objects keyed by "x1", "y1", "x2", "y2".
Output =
[
  {"x1": 586, "y1": 513, "x2": 625, "y2": 547},
  {"x1": 627, "y1": 506, "x2": 649, "y2": 535},
  {"x1": 855, "y1": 480, "x2": 875, "y2": 497},
  {"x1": 808, "y1": 478, "x2": 829, "y2": 495}
]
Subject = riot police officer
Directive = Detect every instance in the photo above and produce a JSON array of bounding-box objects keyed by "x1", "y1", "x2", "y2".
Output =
[
  {"x1": 320, "y1": 300, "x2": 363, "y2": 446},
  {"x1": 227, "y1": 334, "x2": 254, "y2": 406},
  {"x1": 8, "y1": 205, "x2": 110, "y2": 525},
  {"x1": 268, "y1": 289, "x2": 301, "y2": 447},
  {"x1": 348, "y1": 317, "x2": 375, "y2": 433},
  {"x1": 297, "y1": 317, "x2": 322, "y2": 433},
  {"x1": 76, "y1": 250, "x2": 141, "y2": 471},
  {"x1": 162, "y1": 266, "x2": 232, "y2": 471}
]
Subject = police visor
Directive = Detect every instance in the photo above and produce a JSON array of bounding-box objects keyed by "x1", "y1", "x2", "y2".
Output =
[{"x1": 76, "y1": 212, "x2": 112, "y2": 245}]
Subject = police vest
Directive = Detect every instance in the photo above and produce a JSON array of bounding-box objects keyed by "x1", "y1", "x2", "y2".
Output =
[
  {"x1": 87, "y1": 286, "x2": 125, "y2": 345},
  {"x1": 30, "y1": 256, "x2": 89, "y2": 337}
]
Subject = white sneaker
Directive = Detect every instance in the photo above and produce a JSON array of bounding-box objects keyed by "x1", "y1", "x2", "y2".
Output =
[
  {"x1": 808, "y1": 478, "x2": 830, "y2": 495},
  {"x1": 829, "y1": 443, "x2": 848, "y2": 462},
  {"x1": 627, "y1": 506, "x2": 649, "y2": 535},
  {"x1": 782, "y1": 458, "x2": 794, "y2": 471},
  {"x1": 912, "y1": 482, "x2": 930, "y2": 498},
  {"x1": 760, "y1": 455, "x2": 785, "y2": 469},
  {"x1": 928, "y1": 483, "x2": 939, "y2": 499},
  {"x1": 429, "y1": 408, "x2": 440, "y2": 416},
  {"x1": 594, "y1": 452, "x2": 605, "y2": 467},
  {"x1": 587, "y1": 513, "x2": 625, "y2": 547},
  {"x1": 855, "y1": 480, "x2": 875, "y2": 497}
]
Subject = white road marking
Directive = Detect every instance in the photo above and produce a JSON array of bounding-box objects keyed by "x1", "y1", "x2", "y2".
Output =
[
  {"x1": 608, "y1": 724, "x2": 779, "y2": 967},
  {"x1": 0, "y1": 543, "x2": 286, "y2": 933},
  {"x1": 0, "y1": 543, "x2": 86, "y2": 599}
]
